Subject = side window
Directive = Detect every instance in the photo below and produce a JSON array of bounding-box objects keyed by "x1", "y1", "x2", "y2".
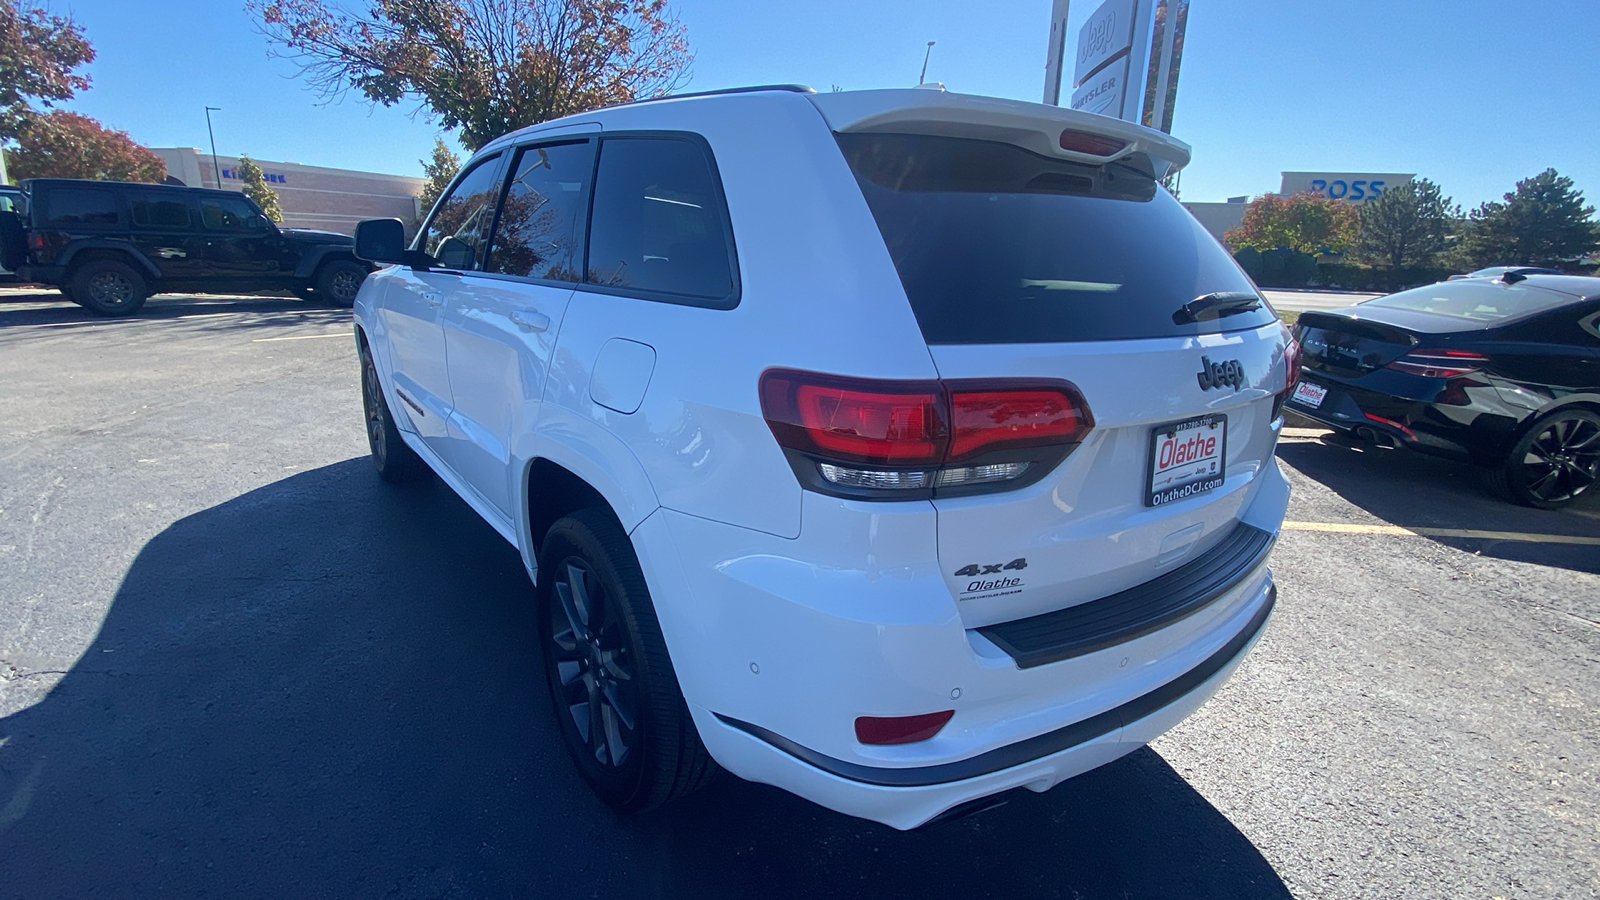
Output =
[
  {"x1": 586, "y1": 137, "x2": 735, "y2": 305},
  {"x1": 199, "y1": 195, "x2": 262, "y2": 231},
  {"x1": 45, "y1": 189, "x2": 119, "y2": 225},
  {"x1": 131, "y1": 196, "x2": 192, "y2": 229},
  {"x1": 485, "y1": 141, "x2": 592, "y2": 281},
  {"x1": 422, "y1": 153, "x2": 503, "y2": 271}
]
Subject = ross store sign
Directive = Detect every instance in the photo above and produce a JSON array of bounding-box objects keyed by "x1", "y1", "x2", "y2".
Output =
[{"x1": 1280, "y1": 172, "x2": 1414, "y2": 204}]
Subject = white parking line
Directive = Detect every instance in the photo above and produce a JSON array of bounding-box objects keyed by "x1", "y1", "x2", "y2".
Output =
[
  {"x1": 1283, "y1": 520, "x2": 1600, "y2": 546},
  {"x1": 250, "y1": 333, "x2": 351, "y2": 343}
]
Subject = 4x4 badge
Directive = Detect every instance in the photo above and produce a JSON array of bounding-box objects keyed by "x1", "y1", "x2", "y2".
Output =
[{"x1": 1197, "y1": 356, "x2": 1246, "y2": 391}]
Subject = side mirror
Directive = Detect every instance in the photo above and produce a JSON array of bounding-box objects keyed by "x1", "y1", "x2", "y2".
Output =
[{"x1": 355, "y1": 218, "x2": 407, "y2": 265}]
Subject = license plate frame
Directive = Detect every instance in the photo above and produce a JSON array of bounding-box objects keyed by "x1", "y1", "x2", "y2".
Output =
[
  {"x1": 1146, "y1": 414, "x2": 1227, "y2": 507},
  {"x1": 1291, "y1": 381, "x2": 1328, "y2": 409}
]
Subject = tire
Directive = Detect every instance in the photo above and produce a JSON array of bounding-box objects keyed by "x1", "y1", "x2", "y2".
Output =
[
  {"x1": 316, "y1": 260, "x2": 368, "y2": 308},
  {"x1": 359, "y1": 342, "x2": 430, "y2": 483},
  {"x1": 537, "y1": 509, "x2": 717, "y2": 813},
  {"x1": 71, "y1": 258, "x2": 149, "y2": 316},
  {"x1": 57, "y1": 285, "x2": 82, "y2": 306},
  {"x1": 1486, "y1": 408, "x2": 1600, "y2": 509},
  {"x1": 0, "y1": 210, "x2": 25, "y2": 270}
]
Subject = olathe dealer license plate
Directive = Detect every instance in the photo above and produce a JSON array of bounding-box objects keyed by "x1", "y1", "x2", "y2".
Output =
[{"x1": 1147, "y1": 415, "x2": 1227, "y2": 506}]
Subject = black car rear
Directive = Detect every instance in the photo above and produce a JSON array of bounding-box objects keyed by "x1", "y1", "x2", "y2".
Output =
[{"x1": 1287, "y1": 276, "x2": 1600, "y2": 508}]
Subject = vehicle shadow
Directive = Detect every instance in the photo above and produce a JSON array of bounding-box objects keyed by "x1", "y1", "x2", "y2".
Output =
[
  {"x1": 1276, "y1": 433, "x2": 1600, "y2": 574},
  {"x1": 0, "y1": 292, "x2": 348, "y2": 332},
  {"x1": 0, "y1": 460, "x2": 1289, "y2": 899}
]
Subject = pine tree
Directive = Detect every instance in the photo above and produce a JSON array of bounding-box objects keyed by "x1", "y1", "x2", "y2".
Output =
[
  {"x1": 1456, "y1": 169, "x2": 1598, "y2": 268},
  {"x1": 418, "y1": 138, "x2": 460, "y2": 214},
  {"x1": 235, "y1": 155, "x2": 283, "y2": 222},
  {"x1": 1356, "y1": 178, "x2": 1457, "y2": 269}
]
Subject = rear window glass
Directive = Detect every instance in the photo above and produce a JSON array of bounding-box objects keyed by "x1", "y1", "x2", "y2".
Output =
[
  {"x1": 131, "y1": 196, "x2": 191, "y2": 229},
  {"x1": 1363, "y1": 281, "x2": 1576, "y2": 323},
  {"x1": 837, "y1": 133, "x2": 1272, "y2": 344},
  {"x1": 45, "y1": 189, "x2": 118, "y2": 226},
  {"x1": 585, "y1": 137, "x2": 735, "y2": 306}
]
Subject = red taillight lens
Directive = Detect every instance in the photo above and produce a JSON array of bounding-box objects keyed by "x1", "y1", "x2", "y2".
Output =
[
  {"x1": 1058, "y1": 129, "x2": 1128, "y2": 156},
  {"x1": 29, "y1": 233, "x2": 44, "y2": 251},
  {"x1": 855, "y1": 710, "x2": 954, "y2": 745},
  {"x1": 1385, "y1": 348, "x2": 1489, "y2": 378},
  {"x1": 793, "y1": 382, "x2": 942, "y2": 462},
  {"x1": 760, "y1": 370, "x2": 1093, "y2": 498},
  {"x1": 948, "y1": 388, "x2": 1091, "y2": 460},
  {"x1": 1271, "y1": 333, "x2": 1302, "y2": 420}
]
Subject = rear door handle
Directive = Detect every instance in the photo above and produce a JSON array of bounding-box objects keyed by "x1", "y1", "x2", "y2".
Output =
[
  {"x1": 511, "y1": 309, "x2": 551, "y2": 332},
  {"x1": 420, "y1": 290, "x2": 444, "y2": 308}
]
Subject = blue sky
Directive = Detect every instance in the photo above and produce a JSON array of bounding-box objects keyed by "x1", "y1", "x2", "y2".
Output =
[{"x1": 52, "y1": 0, "x2": 1599, "y2": 208}]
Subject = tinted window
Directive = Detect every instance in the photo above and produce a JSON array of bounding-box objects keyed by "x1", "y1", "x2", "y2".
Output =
[
  {"x1": 200, "y1": 195, "x2": 262, "y2": 231},
  {"x1": 422, "y1": 153, "x2": 503, "y2": 271},
  {"x1": 131, "y1": 196, "x2": 191, "y2": 229},
  {"x1": 586, "y1": 137, "x2": 734, "y2": 304},
  {"x1": 486, "y1": 141, "x2": 592, "y2": 281},
  {"x1": 1365, "y1": 281, "x2": 1577, "y2": 323},
  {"x1": 837, "y1": 133, "x2": 1271, "y2": 344},
  {"x1": 45, "y1": 189, "x2": 118, "y2": 225}
]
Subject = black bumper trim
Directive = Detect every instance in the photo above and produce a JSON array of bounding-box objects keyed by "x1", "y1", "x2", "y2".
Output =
[
  {"x1": 979, "y1": 521, "x2": 1276, "y2": 669},
  {"x1": 714, "y1": 584, "x2": 1275, "y2": 788}
]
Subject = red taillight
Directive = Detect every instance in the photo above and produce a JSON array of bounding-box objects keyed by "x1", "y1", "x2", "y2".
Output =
[
  {"x1": 760, "y1": 370, "x2": 1093, "y2": 497},
  {"x1": 1272, "y1": 333, "x2": 1302, "y2": 419},
  {"x1": 29, "y1": 233, "x2": 44, "y2": 251},
  {"x1": 1058, "y1": 129, "x2": 1128, "y2": 157},
  {"x1": 1385, "y1": 348, "x2": 1489, "y2": 378},
  {"x1": 792, "y1": 382, "x2": 942, "y2": 462},
  {"x1": 855, "y1": 710, "x2": 954, "y2": 745}
]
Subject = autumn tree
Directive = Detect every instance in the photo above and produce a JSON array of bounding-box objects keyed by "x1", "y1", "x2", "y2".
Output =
[
  {"x1": 419, "y1": 137, "x2": 460, "y2": 213},
  {"x1": 4, "y1": 109, "x2": 165, "y2": 182},
  {"x1": 251, "y1": 0, "x2": 693, "y2": 150},
  {"x1": 236, "y1": 155, "x2": 284, "y2": 222},
  {"x1": 1356, "y1": 177, "x2": 1457, "y2": 268},
  {"x1": 0, "y1": 0, "x2": 94, "y2": 140},
  {"x1": 1225, "y1": 191, "x2": 1359, "y2": 255},
  {"x1": 1454, "y1": 168, "x2": 1598, "y2": 269}
]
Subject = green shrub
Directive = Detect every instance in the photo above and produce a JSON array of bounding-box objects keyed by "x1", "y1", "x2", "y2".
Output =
[
  {"x1": 1233, "y1": 246, "x2": 1262, "y2": 281},
  {"x1": 1315, "y1": 263, "x2": 1459, "y2": 292}
]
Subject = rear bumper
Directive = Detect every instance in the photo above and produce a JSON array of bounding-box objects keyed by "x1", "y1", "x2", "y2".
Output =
[
  {"x1": 696, "y1": 580, "x2": 1275, "y2": 828},
  {"x1": 1286, "y1": 373, "x2": 1522, "y2": 464},
  {"x1": 16, "y1": 265, "x2": 62, "y2": 285}
]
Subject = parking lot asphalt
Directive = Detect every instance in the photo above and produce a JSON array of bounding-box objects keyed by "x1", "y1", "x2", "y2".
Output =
[
  {"x1": 1261, "y1": 290, "x2": 1384, "y2": 313},
  {"x1": 1, "y1": 293, "x2": 1596, "y2": 899}
]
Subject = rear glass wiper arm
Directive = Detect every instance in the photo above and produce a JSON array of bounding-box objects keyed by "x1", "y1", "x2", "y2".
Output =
[{"x1": 1173, "y1": 291, "x2": 1263, "y2": 325}]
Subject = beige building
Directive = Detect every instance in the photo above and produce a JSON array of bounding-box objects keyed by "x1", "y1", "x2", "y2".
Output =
[{"x1": 150, "y1": 148, "x2": 425, "y2": 235}]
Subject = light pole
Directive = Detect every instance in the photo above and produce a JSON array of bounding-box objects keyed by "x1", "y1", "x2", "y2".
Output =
[
  {"x1": 204, "y1": 107, "x2": 222, "y2": 187},
  {"x1": 919, "y1": 41, "x2": 935, "y2": 85}
]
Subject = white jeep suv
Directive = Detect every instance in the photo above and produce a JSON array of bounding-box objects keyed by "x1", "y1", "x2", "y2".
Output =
[{"x1": 350, "y1": 85, "x2": 1294, "y2": 830}]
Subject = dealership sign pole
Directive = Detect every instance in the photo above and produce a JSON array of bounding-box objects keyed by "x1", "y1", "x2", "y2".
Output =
[{"x1": 1046, "y1": 0, "x2": 1190, "y2": 135}]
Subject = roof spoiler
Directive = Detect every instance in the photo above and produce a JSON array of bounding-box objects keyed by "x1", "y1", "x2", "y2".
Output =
[{"x1": 809, "y1": 89, "x2": 1191, "y2": 177}]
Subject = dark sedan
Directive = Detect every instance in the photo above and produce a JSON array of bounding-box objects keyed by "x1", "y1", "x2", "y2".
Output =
[{"x1": 1286, "y1": 273, "x2": 1600, "y2": 508}]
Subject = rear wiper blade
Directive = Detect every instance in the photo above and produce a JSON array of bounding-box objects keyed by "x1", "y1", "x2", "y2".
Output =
[{"x1": 1173, "y1": 291, "x2": 1263, "y2": 325}]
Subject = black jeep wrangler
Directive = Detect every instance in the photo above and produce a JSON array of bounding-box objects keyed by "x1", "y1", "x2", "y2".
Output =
[{"x1": 0, "y1": 179, "x2": 372, "y2": 316}]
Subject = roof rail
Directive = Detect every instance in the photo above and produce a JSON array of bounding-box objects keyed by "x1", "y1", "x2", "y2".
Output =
[{"x1": 604, "y1": 84, "x2": 816, "y2": 111}]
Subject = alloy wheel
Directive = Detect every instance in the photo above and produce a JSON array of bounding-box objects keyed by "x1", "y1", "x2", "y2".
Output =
[
  {"x1": 331, "y1": 270, "x2": 363, "y2": 304},
  {"x1": 88, "y1": 271, "x2": 133, "y2": 307},
  {"x1": 548, "y1": 558, "x2": 639, "y2": 771},
  {"x1": 362, "y1": 356, "x2": 387, "y2": 467},
  {"x1": 1519, "y1": 415, "x2": 1600, "y2": 503}
]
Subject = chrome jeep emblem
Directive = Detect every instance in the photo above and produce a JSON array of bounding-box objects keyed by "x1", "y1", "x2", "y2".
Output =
[{"x1": 1197, "y1": 356, "x2": 1246, "y2": 391}]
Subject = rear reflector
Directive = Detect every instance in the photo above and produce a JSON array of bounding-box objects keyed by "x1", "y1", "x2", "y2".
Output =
[
  {"x1": 1385, "y1": 348, "x2": 1489, "y2": 378},
  {"x1": 855, "y1": 710, "x2": 955, "y2": 745},
  {"x1": 1058, "y1": 129, "x2": 1128, "y2": 157},
  {"x1": 760, "y1": 370, "x2": 1093, "y2": 498}
]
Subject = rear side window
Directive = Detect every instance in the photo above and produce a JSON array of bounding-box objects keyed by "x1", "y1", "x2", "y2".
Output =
[
  {"x1": 1364, "y1": 281, "x2": 1577, "y2": 323},
  {"x1": 486, "y1": 141, "x2": 592, "y2": 282},
  {"x1": 199, "y1": 195, "x2": 261, "y2": 231},
  {"x1": 586, "y1": 137, "x2": 735, "y2": 306},
  {"x1": 44, "y1": 189, "x2": 118, "y2": 226},
  {"x1": 837, "y1": 133, "x2": 1272, "y2": 344},
  {"x1": 131, "y1": 196, "x2": 191, "y2": 229},
  {"x1": 421, "y1": 152, "x2": 503, "y2": 271}
]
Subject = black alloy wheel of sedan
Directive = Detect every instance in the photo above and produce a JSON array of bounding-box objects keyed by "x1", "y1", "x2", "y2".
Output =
[{"x1": 1493, "y1": 409, "x2": 1600, "y2": 508}]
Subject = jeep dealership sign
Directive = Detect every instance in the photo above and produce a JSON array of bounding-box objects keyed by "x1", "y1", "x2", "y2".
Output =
[{"x1": 1045, "y1": 0, "x2": 1191, "y2": 134}]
